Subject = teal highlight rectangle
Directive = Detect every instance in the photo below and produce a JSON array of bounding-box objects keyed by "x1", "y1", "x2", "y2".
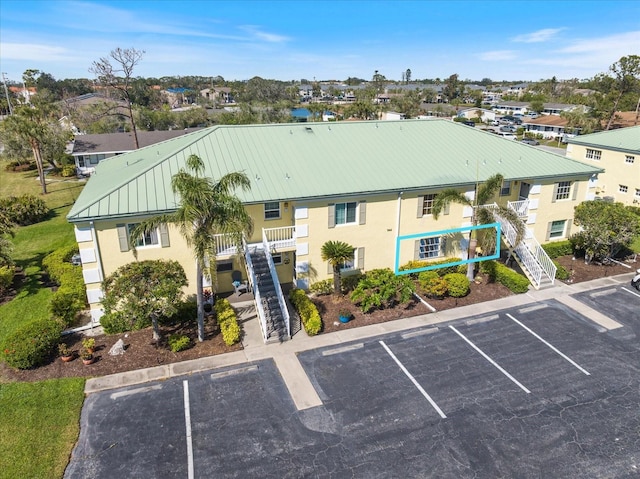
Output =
[{"x1": 395, "y1": 222, "x2": 501, "y2": 275}]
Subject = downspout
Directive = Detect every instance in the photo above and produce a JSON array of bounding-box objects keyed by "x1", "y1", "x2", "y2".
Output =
[
  {"x1": 90, "y1": 221, "x2": 105, "y2": 326},
  {"x1": 395, "y1": 191, "x2": 403, "y2": 269}
]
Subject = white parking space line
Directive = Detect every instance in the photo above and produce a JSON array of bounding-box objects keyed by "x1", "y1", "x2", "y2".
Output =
[
  {"x1": 321, "y1": 343, "x2": 364, "y2": 356},
  {"x1": 621, "y1": 287, "x2": 640, "y2": 299},
  {"x1": 506, "y1": 314, "x2": 591, "y2": 376},
  {"x1": 379, "y1": 340, "x2": 447, "y2": 419},
  {"x1": 518, "y1": 304, "x2": 548, "y2": 314},
  {"x1": 449, "y1": 326, "x2": 531, "y2": 394},
  {"x1": 110, "y1": 384, "x2": 162, "y2": 400},
  {"x1": 183, "y1": 380, "x2": 194, "y2": 479},
  {"x1": 590, "y1": 288, "x2": 617, "y2": 298},
  {"x1": 465, "y1": 315, "x2": 499, "y2": 326},
  {"x1": 401, "y1": 327, "x2": 438, "y2": 339}
]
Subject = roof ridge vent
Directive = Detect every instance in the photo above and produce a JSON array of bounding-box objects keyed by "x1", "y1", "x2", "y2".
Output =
[{"x1": 305, "y1": 126, "x2": 314, "y2": 132}]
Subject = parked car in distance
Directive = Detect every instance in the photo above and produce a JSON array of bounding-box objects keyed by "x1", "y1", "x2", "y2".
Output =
[
  {"x1": 462, "y1": 120, "x2": 475, "y2": 127},
  {"x1": 497, "y1": 132, "x2": 517, "y2": 140},
  {"x1": 500, "y1": 125, "x2": 517, "y2": 133},
  {"x1": 489, "y1": 120, "x2": 500, "y2": 126},
  {"x1": 521, "y1": 138, "x2": 540, "y2": 145}
]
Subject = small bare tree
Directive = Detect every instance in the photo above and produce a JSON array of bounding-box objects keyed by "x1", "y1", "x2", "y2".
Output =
[{"x1": 90, "y1": 47, "x2": 145, "y2": 148}]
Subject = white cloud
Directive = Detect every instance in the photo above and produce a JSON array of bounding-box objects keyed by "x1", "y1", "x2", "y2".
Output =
[
  {"x1": 557, "y1": 31, "x2": 640, "y2": 54},
  {"x1": 238, "y1": 25, "x2": 290, "y2": 43},
  {"x1": 479, "y1": 50, "x2": 518, "y2": 61},
  {"x1": 512, "y1": 28, "x2": 564, "y2": 43},
  {"x1": 0, "y1": 43, "x2": 77, "y2": 62}
]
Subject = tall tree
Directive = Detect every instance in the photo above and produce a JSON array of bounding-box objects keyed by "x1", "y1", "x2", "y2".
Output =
[
  {"x1": 603, "y1": 55, "x2": 640, "y2": 130},
  {"x1": 131, "y1": 154, "x2": 253, "y2": 342},
  {"x1": 90, "y1": 47, "x2": 145, "y2": 148},
  {"x1": 443, "y1": 74, "x2": 460, "y2": 102},
  {"x1": 321, "y1": 240, "x2": 355, "y2": 294},
  {"x1": 405, "y1": 68, "x2": 412, "y2": 84},
  {"x1": 0, "y1": 94, "x2": 64, "y2": 194},
  {"x1": 572, "y1": 201, "x2": 640, "y2": 263},
  {"x1": 432, "y1": 174, "x2": 524, "y2": 280}
]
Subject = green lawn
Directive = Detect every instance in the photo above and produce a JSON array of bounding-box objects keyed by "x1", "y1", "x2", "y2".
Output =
[
  {"x1": 0, "y1": 166, "x2": 86, "y2": 478},
  {"x1": 0, "y1": 166, "x2": 83, "y2": 341},
  {"x1": 0, "y1": 378, "x2": 86, "y2": 479}
]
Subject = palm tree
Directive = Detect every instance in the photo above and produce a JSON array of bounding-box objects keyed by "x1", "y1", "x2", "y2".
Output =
[
  {"x1": 321, "y1": 240, "x2": 355, "y2": 294},
  {"x1": 131, "y1": 154, "x2": 253, "y2": 341},
  {"x1": 432, "y1": 173, "x2": 524, "y2": 280}
]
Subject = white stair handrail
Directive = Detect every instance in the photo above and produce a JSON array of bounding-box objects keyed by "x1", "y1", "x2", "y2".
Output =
[
  {"x1": 262, "y1": 229, "x2": 291, "y2": 339},
  {"x1": 243, "y1": 242, "x2": 268, "y2": 341}
]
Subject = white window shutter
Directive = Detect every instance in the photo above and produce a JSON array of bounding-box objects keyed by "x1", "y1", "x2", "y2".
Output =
[
  {"x1": 116, "y1": 224, "x2": 129, "y2": 252},
  {"x1": 328, "y1": 204, "x2": 335, "y2": 228},
  {"x1": 359, "y1": 201, "x2": 367, "y2": 225}
]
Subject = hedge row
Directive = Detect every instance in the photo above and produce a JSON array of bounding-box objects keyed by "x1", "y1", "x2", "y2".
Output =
[
  {"x1": 541, "y1": 240, "x2": 573, "y2": 259},
  {"x1": 399, "y1": 257, "x2": 466, "y2": 277},
  {"x1": 214, "y1": 298, "x2": 242, "y2": 346},
  {"x1": 419, "y1": 271, "x2": 470, "y2": 298},
  {"x1": 0, "y1": 265, "x2": 14, "y2": 296},
  {"x1": 289, "y1": 289, "x2": 322, "y2": 335},
  {"x1": 0, "y1": 194, "x2": 50, "y2": 226},
  {"x1": 42, "y1": 246, "x2": 86, "y2": 327},
  {"x1": 481, "y1": 260, "x2": 530, "y2": 293},
  {"x1": 0, "y1": 318, "x2": 63, "y2": 369}
]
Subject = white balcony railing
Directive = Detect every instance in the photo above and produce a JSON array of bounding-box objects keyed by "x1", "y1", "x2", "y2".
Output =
[{"x1": 263, "y1": 226, "x2": 296, "y2": 250}]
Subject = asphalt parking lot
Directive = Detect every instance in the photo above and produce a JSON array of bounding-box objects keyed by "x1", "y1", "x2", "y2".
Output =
[{"x1": 66, "y1": 298, "x2": 640, "y2": 478}]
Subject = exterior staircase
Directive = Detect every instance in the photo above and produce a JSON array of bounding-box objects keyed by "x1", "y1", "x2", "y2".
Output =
[
  {"x1": 245, "y1": 247, "x2": 291, "y2": 343},
  {"x1": 487, "y1": 200, "x2": 557, "y2": 289}
]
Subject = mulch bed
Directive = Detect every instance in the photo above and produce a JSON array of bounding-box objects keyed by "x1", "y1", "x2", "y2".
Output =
[
  {"x1": 1, "y1": 256, "x2": 637, "y2": 383},
  {"x1": 313, "y1": 272, "x2": 514, "y2": 335},
  {"x1": 0, "y1": 316, "x2": 241, "y2": 383}
]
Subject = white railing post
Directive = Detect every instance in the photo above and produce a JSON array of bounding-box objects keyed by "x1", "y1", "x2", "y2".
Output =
[
  {"x1": 262, "y1": 229, "x2": 291, "y2": 339},
  {"x1": 244, "y1": 242, "x2": 268, "y2": 341}
]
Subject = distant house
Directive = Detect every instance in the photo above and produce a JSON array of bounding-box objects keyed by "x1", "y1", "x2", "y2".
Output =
[
  {"x1": 542, "y1": 103, "x2": 586, "y2": 116},
  {"x1": 457, "y1": 108, "x2": 496, "y2": 123},
  {"x1": 523, "y1": 115, "x2": 571, "y2": 140},
  {"x1": 381, "y1": 111, "x2": 405, "y2": 121},
  {"x1": 200, "y1": 87, "x2": 233, "y2": 104},
  {"x1": 493, "y1": 101, "x2": 529, "y2": 115},
  {"x1": 70, "y1": 129, "x2": 201, "y2": 175}
]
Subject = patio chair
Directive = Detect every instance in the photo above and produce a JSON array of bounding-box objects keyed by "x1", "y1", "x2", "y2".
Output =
[{"x1": 231, "y1": 270, "x2": 249, "y2": 295}]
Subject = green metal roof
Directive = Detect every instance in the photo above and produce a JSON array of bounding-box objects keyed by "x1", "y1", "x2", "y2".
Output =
[
  {"x1": 567, "y1": 125, "x2": 640, "y2": 154},
  {"x1": 68, "y1": 119, "x2": 602, "y2": 222}
]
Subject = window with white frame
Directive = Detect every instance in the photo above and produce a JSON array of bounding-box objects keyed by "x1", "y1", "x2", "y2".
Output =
[
  {"x1": 271, "y1": 253, "x2": 282, "y2": 265},
  {"x1": 549, "y1": 220, "x2": 566, "y2": 239},
  {"x1": 500, "y1": 180, "x2": 511, "y2": 196},
  {"x1": 216, "y1": 260, "x2": 233, "y2": 272},
  {"x1": 335, "y1": 202, "x2": 357, "y2": 225},
  {"x1": 264, "y1": 202, "x2": 280, "y2": 220},
  {"x1": 585, "y1": 149, "x2": 601, "y2": 161},
  {"x1": 555, "y1": 181, "x2": 571, "y2": 200},
  {"x1": 418, "y1": 237, "x2": 444, "y2": 259},
  {"x1": 619, "y1": 185, "x2": 628, "y2": 194},
  {"x1": 127, "y1": 223, "x2": 158, "y2": 247},
  {"x1": 421, "y1": 194, "x2": 437, "y2": 215},
  {"x1": 625, "y1": 155, "x2": 635, "y2": 164},
  {"x1": 340, "y1": 250, "x2": 356, "y2": 271}
]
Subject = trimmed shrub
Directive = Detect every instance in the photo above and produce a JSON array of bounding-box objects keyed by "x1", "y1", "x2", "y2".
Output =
[
  {"x1": 341, "y1": 273, "x2": 363, "y2": 292},
  {"x1": 418, "y1": 270, "x2": 448, "y2": 298},
  {"x1": 289, "y1": 289, "x2": 322, "y2": 335},
  {"x1": 214, "y1": 298, "x2": 242, "y2": 346},
  {"x1": 482, "y1": 260, "x2": 529, "y2": 293},
  {"x1": 542, "y1": 240, "x2": 573, "y2": 259},
  {"x1": 350, "y1": 268, "x2": 415, "y2": 313},
  {"x1": 0, "y1": 265, "x2": 14, "y2": 295},
  {"x1": 309, "y1": 279, "x2": 333, "y2": 295},
  {"x1": 168, "y1": 334, "x2": 191, "y2": 352},
  {"x1": 444, "y1": 273, "x2": 470, "y2": 297},
  {"x1": 1, "y1": 318, "x2": 63, "y2": 369},
  {"x1": 167, "y1": 300, "x2": 198, "y2": 325},
  {"x1": 553, "y1": 261, "x2": 570, "y2": 280},
  {"x1": 399, "y1": 257, "x2": 465, "y2": 277},
  {"x1": 43, "y1": 246, "x2": 85, "y2": 326},
  {"x1": 0, "y1": 195, "x2": 50, "y2": 226},
  {"x1": 61, "y1": 165, "x2": 77, "y2": 177},
  {"x1": 42, "y1": 245, "x2": 79, "y2": 283}
]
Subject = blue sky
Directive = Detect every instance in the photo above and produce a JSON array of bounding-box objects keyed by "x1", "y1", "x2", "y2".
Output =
[{"x1": 1, "y1": 0, "x2": 638, "y2": 84}]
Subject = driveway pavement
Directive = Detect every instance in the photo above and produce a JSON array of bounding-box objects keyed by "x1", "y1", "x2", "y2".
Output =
[{"x1": 65, "y1": 272, "x2": 640, "y2": 478}]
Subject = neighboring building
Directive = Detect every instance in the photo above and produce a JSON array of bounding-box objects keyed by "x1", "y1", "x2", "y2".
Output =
[
  {"x1": 457, "y1": 108, "x2": 497, "y2": 123},
  {"x1": 541, "y1": 102, "x2": 586, "y2": 116},
  {"x1": 67, "y1": 120, "x2": 601, "y2": 338},
  {"x1": 381, "y1": 111, "x2": 406, "y2": 121},
  {"x1": 70, "y1": 129, "x2": 201, "y2": 175},
  {"x1": 523, "y1": 115, "x2": 572, "y2": 140},
  {"x1": 566, "y1": 126, "x2": 640, "y2": 205},
  {"x1": 200, "y1": 87, "x2": 233, "y2": 104},
  {"x1": 493, "y1": 101, "x2": 530, "y2": 115}
]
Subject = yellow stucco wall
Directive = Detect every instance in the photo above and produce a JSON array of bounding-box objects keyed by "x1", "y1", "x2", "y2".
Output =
[
  {"x1": 566, "y1": 143, "x2": 639, "y2": 205},
  {"x1": 76, "y1": 176, "x2": 593, "y2": 316}
]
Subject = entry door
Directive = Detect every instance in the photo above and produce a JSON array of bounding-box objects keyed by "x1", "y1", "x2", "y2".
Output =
[{"x1": 519, "y1": 182, "x2": 531, "y2": 200}]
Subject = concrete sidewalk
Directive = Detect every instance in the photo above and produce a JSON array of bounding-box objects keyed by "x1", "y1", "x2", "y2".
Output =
[{"x1": 84, "y1": 272, "x2": 634, "y2": 402}]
